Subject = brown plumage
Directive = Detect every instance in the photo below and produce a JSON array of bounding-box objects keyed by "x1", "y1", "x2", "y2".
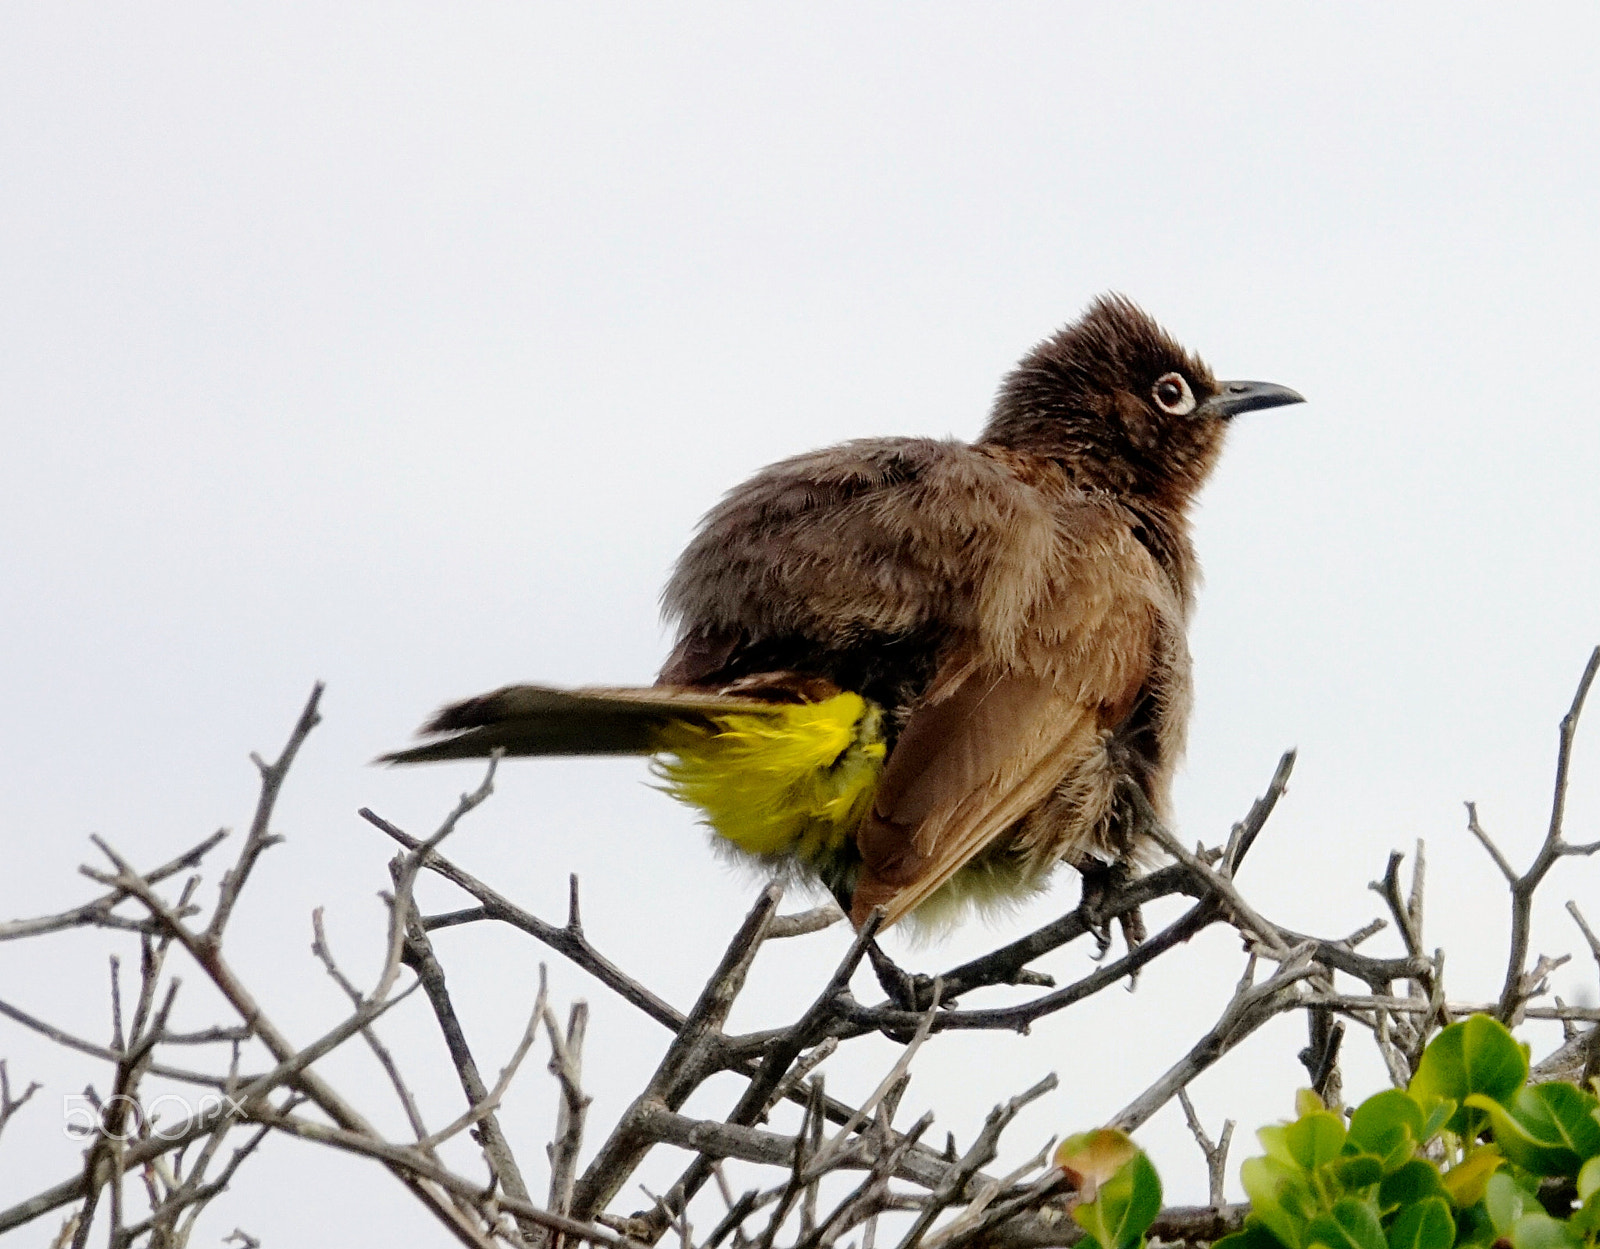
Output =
[{"x1": 385, "y1": 295, "x2": 1303, "y2": 931}]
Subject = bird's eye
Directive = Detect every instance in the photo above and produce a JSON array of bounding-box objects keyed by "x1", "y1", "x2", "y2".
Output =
[{"x1": 1152, "y1": 372, "x2": 1196, "y2": 416}]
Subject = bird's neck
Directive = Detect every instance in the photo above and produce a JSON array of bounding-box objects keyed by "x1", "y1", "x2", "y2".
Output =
[
  {"x1": 981, "y1": 440, "x2": 1203, "y2": 602},
  {"x1": 976, "y1": 421, "x2": 1182, "y2": 501},
  {"x1": 1122, "y1": 498, "x2": 1200, "y2": 605}
]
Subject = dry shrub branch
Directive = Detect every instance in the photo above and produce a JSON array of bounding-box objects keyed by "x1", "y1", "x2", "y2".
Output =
[{"x1": 2, "y1": 647, "x2": 1596, "y2": 1248}]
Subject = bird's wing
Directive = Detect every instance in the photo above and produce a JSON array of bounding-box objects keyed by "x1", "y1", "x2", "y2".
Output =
[
  {"x1": 848, "y1": 515, "x2": 1167, "y2": 928},
  {"x1": 660, "y1": 439, "x2": 1065, "y2": 663},
  {"x1": 379, "y1": 684, "x2": 792, "y2": 762}
]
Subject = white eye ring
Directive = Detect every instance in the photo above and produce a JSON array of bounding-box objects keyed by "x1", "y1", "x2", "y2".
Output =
[{"x1": 1152, "y1": 372, "x2": 1196, "y2": 416}]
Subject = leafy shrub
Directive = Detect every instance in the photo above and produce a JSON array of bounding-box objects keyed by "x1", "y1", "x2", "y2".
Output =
[{"x1": 1061, "y1": 1016, "x2": 1600, "y2": 1249}]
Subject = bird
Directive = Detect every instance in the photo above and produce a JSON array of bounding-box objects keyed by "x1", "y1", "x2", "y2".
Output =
[{"x1": 383, "y1": 295, "x2": 1303, "y2": 934}]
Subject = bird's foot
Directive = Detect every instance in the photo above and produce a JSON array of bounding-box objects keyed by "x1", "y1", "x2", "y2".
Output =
[
  {"x1": 866, "y1": 940, "x2": 940, "y2": 1013},
  {"x1": 1077, "y1": 860, "x2": 1138, "y2": 961},
  {"x1": 1118, "y1": 903, "x2": 1147, "y2": 952},
  {"x1": 1117, "y1": 904, "x2": 1147, "y2": 989}
]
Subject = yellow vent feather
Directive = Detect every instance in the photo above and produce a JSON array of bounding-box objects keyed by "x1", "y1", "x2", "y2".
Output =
[{"x1": 652, "y1": 693, "x2": 886, "y2": 862}]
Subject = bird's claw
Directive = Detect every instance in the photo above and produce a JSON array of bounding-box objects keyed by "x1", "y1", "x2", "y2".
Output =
[
  {"x1": 1076, "y1": 860, "x2": 1144, "y2": 966},
  {"x1": 866, "y1": 940, "x2": 940, "y2": 1013}
]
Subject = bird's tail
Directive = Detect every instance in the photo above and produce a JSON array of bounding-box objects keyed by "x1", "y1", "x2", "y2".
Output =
[
  {"x1": 379, "y1": 684, "x2": 802, "y2": 762},
  {"x1": 381, "y1": 683, "x2": 887, "y2": 868}
]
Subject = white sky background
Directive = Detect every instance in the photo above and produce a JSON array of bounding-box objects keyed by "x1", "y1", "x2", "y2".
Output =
[{"x1": 3, "y1": 4, "x2": 1600, "y2": 1243}]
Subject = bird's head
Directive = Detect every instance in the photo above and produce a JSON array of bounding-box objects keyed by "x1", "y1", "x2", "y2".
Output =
[{"x1": 979, "y1": 295, "x2": 1303, "y2": 505}]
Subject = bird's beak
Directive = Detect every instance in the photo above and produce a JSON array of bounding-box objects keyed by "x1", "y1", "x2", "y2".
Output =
[{"x1": 1200, "y1": 380, "x2": 1305, "y2": 420}]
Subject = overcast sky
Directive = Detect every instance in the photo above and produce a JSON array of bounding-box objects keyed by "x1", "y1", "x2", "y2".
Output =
[{"x1": 3, "y1": 5, "x2": 1599, "y2": 1244}]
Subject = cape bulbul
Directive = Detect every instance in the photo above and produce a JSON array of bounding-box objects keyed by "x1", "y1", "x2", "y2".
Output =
[{"x1": 384, "y1": 296, "x2": 1303, "y2": 931}]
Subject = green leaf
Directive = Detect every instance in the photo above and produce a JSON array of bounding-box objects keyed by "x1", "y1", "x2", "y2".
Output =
[
  {"x1": 1467, "y1": 1083, "x2": 1600, "y2": 1177},
  {"x1": 1216, "y1": 1223, "x2": 1290, "y2": 1249},
  {"x1": 1304, "y1": 1198, "x2": 1386, "y2": 1249},
  {"x1": 1579, "y1": 1155, "x2": 1600, "y2": 1201},
  {"x1": 1260, "y1": 1125, "x2": 1298, "y2": 1170},
  {"x1": 1073, "y1": 1151, "x2": 1163, "y2": 1249},
  {"x1": 1348, "y1": 1090, "x2": 1425, "y2": 1170},
  {"x1": 1386, "y1": 1197, "x2": 1454, "y2": 1249},
  {"x1": 1416, "y1": 1097, "x2": 1457, "y2": 1143},
  {"x1": 1442, "y1": 1145, "x2": 1504, "y2": 1207},
  {"x1": 1378, "y1": 1160, "x2": 1450, "y2": 1213},
  {"x1": 1484, "y1": 1171, "x2": 1540, "y2": 1236},
  {"x1": 1242, "y1": 1156, "x2": 1314, "y2": 1249},
  {"x1": 1350, "y1": 1090, "x2": 1425, "y2": 1151},
  {"x1": 1287, "y1": 1113, "x2": 1351, "y2": 1169},
  {"x1": 1329, "y1": 1155, "x2": 1385, "y2": 1190},
  {"x1": 1117, "y1": 1153, "x2": 1164, "y2": 1249},
  {"x1": 1508, "y1": 1212, "x2": 1580, "y2": 1249},
  {"x1": 1450, "y1": 1204, "x2": 1498, "y2": 1249},
  {"x1": 1410, "y1": 1016, "x2": 1529, "y2": 1135}
]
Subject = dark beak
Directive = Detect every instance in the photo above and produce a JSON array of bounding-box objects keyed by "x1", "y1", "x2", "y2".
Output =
[{"x1": 1200, "y1": 380, "x2": 1305, "y2": 420}]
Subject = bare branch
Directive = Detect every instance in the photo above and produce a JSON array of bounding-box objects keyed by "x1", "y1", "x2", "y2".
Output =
[
  {"x1": 1465, "y1": 803, "x2": 1518, "y2": 885},
  {"x1": 922, "y1": 1138, "x2": 1061, "y2": 1249},
  {"x1": 1567, "y1": 901, "x2": 1600, "y2": 985},
  {"x1": 121, "y1": 1123, "x2": 272, "y2": 1244},
  {"x1": 1369, "y1": 852, "x2": 1422, "y2": 960},
  {"x1": 893, "y1": 1074, "x2": 1058, "y2": 1249},
  {"x1": 1486, "y1": 646, "x2": 1600, "y2": 1021},
  {"x1": 987, "y1": 1203, "x2": 1248, "y2": 1249},
  {"x1": 0, "y1": 828, "x2": 228, "y2": 943},
  {"x1": 311, "y1": 906, "x2": 431, "y2": 1144},
  {"x1": 403, "y1": 900, "x2": 539, "y2": 1239},
  {"x1": 77, "y1": 836, "x2": 492, "y2": 1246},
  {"x1": 245, "y1": 1105, "x2": 648, "y2": 1249},
  {"x1": 12, "y1": 654, "x2": 1595, "y2": 1249},
  {"x1": 571, "y1": 884, "x2": 786, "y2": 1224},
  {"x1": 802, "y1": 1114, "x2": 942, "y2": 1249},
  {"x1": 1143, "y1": 811, "x2": 1293, "y2": 959},
  {"x1": 1111, "y1": 945, "x2": 1317, "y2": 1132},
  {"x1": 1177, "y1": 1088, "x2": 1233, "y2": 1209},
  {"x1": 0, "y1": 995, "x2": 262, "y2": 1091},
  {"x1": 626, "y1": 911, "x2": 886, "y2": 1242},
  {"x1": 930, "y1": 864, "x2": 1194, "y2": 1003},
  {"x1": 1222, "y1": 749, "x2": 1297, "y2": 877},
  {"x1": 547, "y1": 999, "x2": 592, "y2": 1242},
  {"x1": 1340, "y1": 917, "x2": 1388, "y2": 948},
  {"x1": 0, "y1": 1061, "x2": 42, "y2": 1142},
  {"x1": 837, "y1": 899, "x2": 1219, "y2": 1036},
  {"x1": 811, "y1": 982, "x2": 943, "y2": 1176},
  {"x1": 204, "y1": 684, "x2": 324, "y2": 945},
  {"x1": 361, "y1": 806, "x2": 686, "y2": 1032},
  {"x1": 417, "y1": 968, "x2": 547, "y2": 1152},
  {"x1": 1550, "y1": 646, "x2": 1600, "y2": 850},
  {"x1": 769, "y1": 905, "x2": 845, "y2": 940},
  {"x1": 378, "y1": 754, "x2": 500, "y2": 1008},
  {"x1": 753, "y1": 1083, "x2": 827, "y2": 1249},
  {"x1": 759, "y1": 1039, "x2": 838, "y2": 1126},
  {"x1": 1299, "y1": 1006, "x2": 1345, "y2": 1108},
  {"x1": 1406, "y1": 839, "x2": 1427, "y2": 957}
]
